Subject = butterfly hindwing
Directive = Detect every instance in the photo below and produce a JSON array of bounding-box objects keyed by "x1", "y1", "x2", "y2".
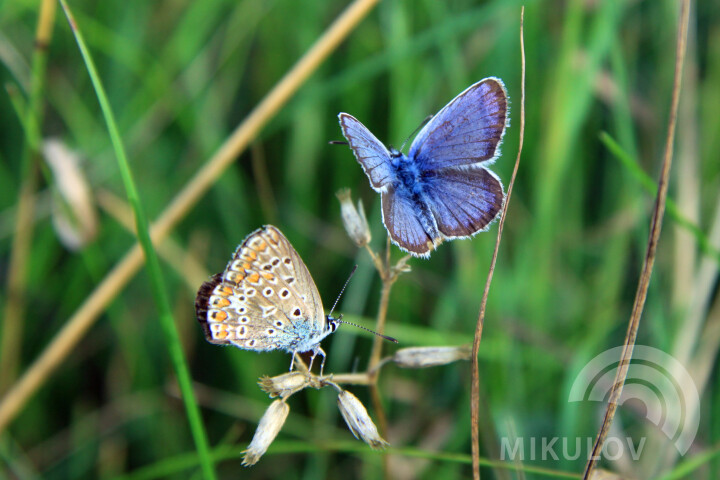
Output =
[
  {"x1": 196, "y1": 273, "x2": 228, "y2": 344},
  {"x1": 380, "y1": 186, "x2": 440, "y2": 257},
  {"x1": 409, "y1": 78, "x2": 508, "y2": 172},
  {"x1": 422, "y1": 167, "x2": 505, "y2": 238},
  {"x1": 338, "y1": 113, "x2": 396, "y2": 190}
]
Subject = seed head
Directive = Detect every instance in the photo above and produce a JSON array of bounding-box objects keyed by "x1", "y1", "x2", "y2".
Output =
[
  {"x1": 258, "y1": 372, "x2": 311, "y2": 399},
  {"x1": 336, "y1": 188, "x2": 371, "y2": 247},
  {"x1": 337, "y1": 390, "x2": 388, "y2": 449},
  {"x1": 392, "y1": 345, "x2": 472, "y2": 369},
  {"x1": 242, "y1": 399, "x2": 290, "y2": 466}
]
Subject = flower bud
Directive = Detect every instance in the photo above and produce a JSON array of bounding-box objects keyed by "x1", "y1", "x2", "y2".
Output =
[
  {"x1": 392, "y1": 345, "x2": 471, "y2": 369},
  {"x1": 337, "y1": 390, "x2": 388, "y2": 449},
  {"x1": 336, "y1": 189, "x2": 371, "y2": 247},
  {"x1": 242, "y1": 400, "x2": 289, "y2": 466},
  {"x1": 258, "y1": 372, "x2": 310, "y2": 399}
]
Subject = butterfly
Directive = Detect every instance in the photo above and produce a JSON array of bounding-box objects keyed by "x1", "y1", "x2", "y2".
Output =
[
  {"x1": 338, "y1": 77, "x2": 509, "y2": 257},
  {"x1": 195, "y1": 225, "x2": 339, "y2": 373}
]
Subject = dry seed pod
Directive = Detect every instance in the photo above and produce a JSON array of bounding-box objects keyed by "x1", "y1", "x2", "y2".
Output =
[
  {"x1": 258, "y1": 372, "x2": 311, "y2": 399},
  {"x1": 392, "y1": 345, "x2": 471, "y2": 369},
  {"x1": 242, "y1": 399, "x2": 289, "y2": 466},
  {"x1": 337, "y1": 390, "x2": 388, "y2": 449},
  {"x1": 42, "y1": 139, "x2": 98, "y2": 250},
  {"x1": 336, "y1": 188, "x2": 371, "y2": 247}
]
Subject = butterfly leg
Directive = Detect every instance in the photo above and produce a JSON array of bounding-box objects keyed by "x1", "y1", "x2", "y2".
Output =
[
  {"x1": 310, "y1": 346, "x2": 328, "y2": 376},
  {"x1": 289, "y1": 351, "x2": 297, "y2": 371}
]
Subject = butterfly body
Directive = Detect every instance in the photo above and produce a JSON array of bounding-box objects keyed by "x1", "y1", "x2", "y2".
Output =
[
  {"x1": 195, "y1": 225, "x2": 338, "y2": 372},
  {"x1": 389, "y1": 150, "x2": 424, "y2": 194},
  {"x1": 339, "y1": 78, "x2": 509, "y2": 257}
]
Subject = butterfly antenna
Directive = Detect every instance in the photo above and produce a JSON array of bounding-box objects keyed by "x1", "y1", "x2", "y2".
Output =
[
  {"x1": 328, "y1": 265, "x2": 358, "y2": 318},
  {"x1": 336, "y1": 317, "x2": 398, "y2": 344},
  {"x1": 399, "y1": 114, "x2": 434, "y2": 152},
  {"x1": 329, "y1": 140, "x2": 349, "y2": 145}
]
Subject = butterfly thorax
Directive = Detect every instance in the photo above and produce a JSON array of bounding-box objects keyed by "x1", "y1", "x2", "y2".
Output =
[
  {"x1": 389, "y1": 148, "x2": 426, "y2": 196},
  {"x1": 281, "y1": 312, "x2": 336, "y2": 354}
]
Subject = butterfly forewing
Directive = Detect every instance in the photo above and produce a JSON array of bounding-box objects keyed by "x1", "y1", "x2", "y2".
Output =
[
  {"x1": 196, "y1": 225, "x2": 325, "y2": 353},
  {"x1": 338, "y1": 113, "x2": 395, "y2": 190},
  {"x1": 409, "y1": 78, "x2": 508, "y2": 171}
]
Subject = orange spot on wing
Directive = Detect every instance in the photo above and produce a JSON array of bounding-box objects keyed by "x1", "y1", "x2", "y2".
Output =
[
  {"x1": 210, "y1": 310, "x2": 228, "y2": 322},
  {"x1": 256, "y1": 240, "x2": 267, "y2": 251},
  {"x1": 247, "y1": 272, "x2": 260, "y2": 283},
  {"x1": 211, "y1": 297, "x2": 230, "y2": 307},
  {"x1": 262, "y1": 272, "x2": 275, "y2": 281}
]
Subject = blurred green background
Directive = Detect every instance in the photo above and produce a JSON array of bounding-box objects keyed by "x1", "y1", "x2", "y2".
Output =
[{"x1": 1, "y1": 0, "x2": 718, "y2": 478}]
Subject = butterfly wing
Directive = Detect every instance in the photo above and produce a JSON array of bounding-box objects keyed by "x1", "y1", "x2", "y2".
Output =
[
  {"x1": 380, "y1": 186, "x2": 440, "y2": 257},
  {"x1": 408, "y1": 78, "x2": 509, "y2": 171},
  {"x1": 195, "y1": 225, "x2": 325, "y2": 353},
  {"x1": 422, "y1": 168, "x2": 505, "y2": 238},
  {"x1": 338, "y1": 113, "x2": 395, "y2": 191}
]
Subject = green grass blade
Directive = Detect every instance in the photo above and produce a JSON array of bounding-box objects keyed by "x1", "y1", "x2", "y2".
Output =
[
  {"x1": 600, "y1": 131, "x2": 720, "y2": 264},
  {"x1": 57, "y1": 2, "x2": 217, "y2": 478}
]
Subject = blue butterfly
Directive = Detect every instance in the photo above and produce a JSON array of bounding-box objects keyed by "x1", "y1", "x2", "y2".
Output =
[{"x1": 338, "y1": 78, "x2": 509, "y2": 257}]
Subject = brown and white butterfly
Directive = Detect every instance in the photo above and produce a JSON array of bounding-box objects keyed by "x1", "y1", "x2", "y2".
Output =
[{"x1": 195, "y1": 225, "x2": 339, "y2": 373}]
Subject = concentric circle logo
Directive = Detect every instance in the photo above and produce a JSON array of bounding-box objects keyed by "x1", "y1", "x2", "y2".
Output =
[{"x1": 568, "y1": 345, "x2": 699, "y2": 455}]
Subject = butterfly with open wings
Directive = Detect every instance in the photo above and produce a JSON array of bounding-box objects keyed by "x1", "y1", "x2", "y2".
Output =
[{"x1": 338, "y1": 78, "x2": 509, "y2": 257}]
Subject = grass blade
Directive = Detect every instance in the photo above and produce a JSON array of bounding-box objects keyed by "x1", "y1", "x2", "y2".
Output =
[{"x1": 56, "y1": 2, "x2": 217, "y2": 477}]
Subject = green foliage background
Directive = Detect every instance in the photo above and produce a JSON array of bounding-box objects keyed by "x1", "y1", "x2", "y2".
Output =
[{"x1": 1, "y1": 0, "x2": 718, "y2": 478}]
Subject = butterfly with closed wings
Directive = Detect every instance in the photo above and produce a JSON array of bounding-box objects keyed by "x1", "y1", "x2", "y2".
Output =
[{"x1": 196, "y1": 225, "x2": 396, "y2": 375}]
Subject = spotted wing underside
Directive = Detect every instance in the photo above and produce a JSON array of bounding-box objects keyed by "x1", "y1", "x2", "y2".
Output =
[{"x1": 195, "y1": 225, "x2": 324, "y2": 352}]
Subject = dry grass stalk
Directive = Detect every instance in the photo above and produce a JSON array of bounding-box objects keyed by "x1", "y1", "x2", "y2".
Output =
[
  {"x1": 582, "y1": 1, "x2": 691, "y2": 478},
  {"x1": 471, "y1": 8, "x2": 526, "y2": 480}
]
